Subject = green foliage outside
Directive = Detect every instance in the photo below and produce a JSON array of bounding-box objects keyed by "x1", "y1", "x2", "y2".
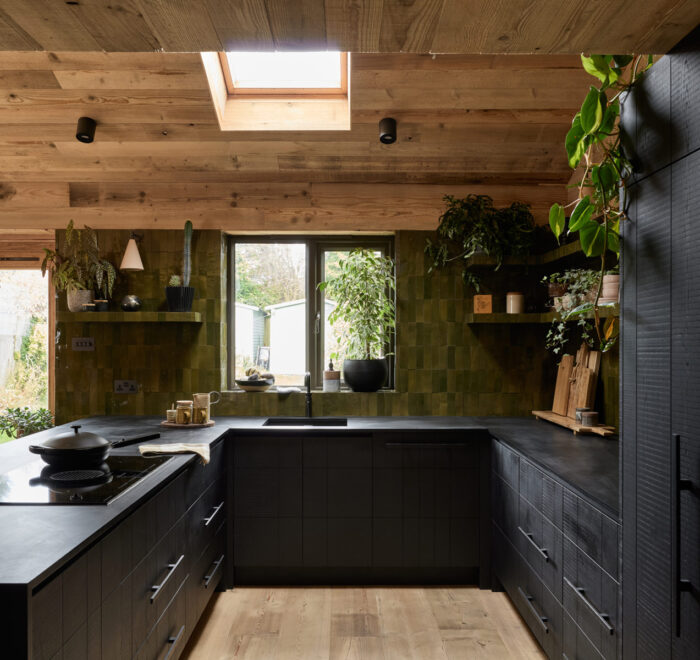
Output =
[{"x1": 0, "y1": 407, "x2": 53, "y2": 441}]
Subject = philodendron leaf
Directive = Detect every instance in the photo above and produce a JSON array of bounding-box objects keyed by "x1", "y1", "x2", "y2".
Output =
[
  {"x1": 568, "y1": 196, "x2": 594, "y2": 232},
  {"x1": 606, "y1": 226, "x2": 620, "y2": 254},
  {"x1": 549, "y1": 203, "x2": 566, "y2": 242},
  {"x1": 612, "y1": 54, "x2": 633, "y2": 67},
  {"x1": 565, "y1": 113, "x2": 586, "y2": 168},
  {"x1": 581, "y1": 86, "x2": 604, "y2": 135},
  {"x1": 581, "y1": 54, "x2": 611, "y2": 84},
  {"x1": 579, "y1": 220, "x2": 606, "y2": 256}
]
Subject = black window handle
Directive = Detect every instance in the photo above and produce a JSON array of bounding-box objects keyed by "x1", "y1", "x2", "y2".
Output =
[
  {"x1": 672, "y1": 433, "x2": 692, "y2": 637},
  {"x1": 204, "y1": 554, "x2": 225, "y2": 588},
  {"x1": 517, "y1": 587, "x2": 549, "y2": 634},
  {"x1": 150, "y1": 554, "x2": 185, "y2": 603},
  {"x1": 203, "y1": 501, "x2": 224, "y2": 527},
  {"x1": 163, "y1": 624, "x2": 185, "y2": 660},
  {"x1": 517, "y1": 526, "x2": 549, "y2": 562},
  {"x1": 564, "y1": 577, "x2": 614, "y2": 634}
]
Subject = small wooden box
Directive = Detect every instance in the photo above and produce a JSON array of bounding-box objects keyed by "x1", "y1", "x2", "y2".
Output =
[{"x1": 473, "y1": 294, "x2": 493, "y2": 314}]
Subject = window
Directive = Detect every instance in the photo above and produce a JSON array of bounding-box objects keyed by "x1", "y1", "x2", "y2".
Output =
[
  {"x1": 228, "y1": 236, "x2": 393, "y2": 389},
  {"x1": 221, "y1": 51, "x2": 347, "y2": 96}
]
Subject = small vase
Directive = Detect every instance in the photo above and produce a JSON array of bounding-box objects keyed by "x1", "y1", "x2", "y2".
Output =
[
  {"x1": 166, "y1": 286, "x2": 195, "y2": 312},
  {"x1": 600, "y1": 274, "x2": 620, "y2": 302},
  {"x1": 66, "y1": 289, "x2": 94, "y2": 312}
]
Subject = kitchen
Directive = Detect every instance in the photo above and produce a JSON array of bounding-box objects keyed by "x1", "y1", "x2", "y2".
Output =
[{"x1": 0, "y1": 2, "x2": 697, "y2": 659}]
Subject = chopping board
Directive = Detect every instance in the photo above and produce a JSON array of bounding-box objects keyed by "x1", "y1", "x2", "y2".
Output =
[{"x1": 552, "y1": 354, "x2": 574, "y2": 416}]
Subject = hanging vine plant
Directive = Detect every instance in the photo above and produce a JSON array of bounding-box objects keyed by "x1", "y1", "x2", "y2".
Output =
[{"x1": 548, "y1": 54, "x2": 653, "y2": 352}]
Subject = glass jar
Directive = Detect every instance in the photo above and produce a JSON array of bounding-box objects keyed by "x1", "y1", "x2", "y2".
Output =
[{"x1": 175, "y1": 400, "x2": 193, "y2": 425}]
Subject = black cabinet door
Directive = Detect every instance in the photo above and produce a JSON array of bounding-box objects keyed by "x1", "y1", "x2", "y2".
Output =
[{"x1": 671, "y1": 149, "x2": 700, "y2": 658}]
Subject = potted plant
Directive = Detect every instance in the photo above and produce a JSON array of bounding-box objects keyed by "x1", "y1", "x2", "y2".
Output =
[
  {"x1": 541, "y1": 272, "x2": 568, "y2": 299},
  {"x1": 319, "y1": 248, "x2": 395, "y2": 392},
  {"x1": 600, "y1": 265, "x2": 620, "y2": 303},
  {"x1": 425, "y1": 194, "x2": 535, "y2": 290},
  {"x1": 165, "y1": 220, "x2": 195, "y2": 312},
  {"x1": 41, "y1": 220, "x2": 116, "y2": 312},
  {"x1": 0, "y1": 407, "x2": 54, "y2": 439}
]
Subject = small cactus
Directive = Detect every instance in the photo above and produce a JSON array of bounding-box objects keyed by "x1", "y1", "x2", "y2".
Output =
[
  {"x1": 168, "y1": 274, "x2": 182, "y2": 287},
  {"x1": 183, "y1": 220, "x2": 193, "y2": 287}
]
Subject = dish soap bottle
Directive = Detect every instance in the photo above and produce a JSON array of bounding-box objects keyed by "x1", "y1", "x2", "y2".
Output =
[{"x1": 323, "y1": 360, "x2": 340, "y2": 392}]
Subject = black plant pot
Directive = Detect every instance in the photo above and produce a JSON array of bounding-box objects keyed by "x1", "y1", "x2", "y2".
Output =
[
  {"x1": 165, "y1": 286, "x2": 195, "y2": 312},
  {"x1": 343, "y1": 358, "x2": 388, "y2": 392}
]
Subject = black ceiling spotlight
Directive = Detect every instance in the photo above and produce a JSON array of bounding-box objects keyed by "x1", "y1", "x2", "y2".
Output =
[
  {"x1": 76, "y1": 116, "x2": 97, "y2": 143},
  {"x1": 379, "y1": 117, "x2": 397, "y2": 144}
]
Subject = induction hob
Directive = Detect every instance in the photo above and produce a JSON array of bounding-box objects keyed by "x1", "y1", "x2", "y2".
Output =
[{"x1": 0, "y1": 454, "x2": 171, "y2": 505}]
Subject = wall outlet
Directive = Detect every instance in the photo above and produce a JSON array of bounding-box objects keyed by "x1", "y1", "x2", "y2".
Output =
[
  {"x1": 71, "y1": 337, "x2": 95, "y2": 351},
  {"x1": 114, "y1": 380, "x2": 139, "y2": 394}
]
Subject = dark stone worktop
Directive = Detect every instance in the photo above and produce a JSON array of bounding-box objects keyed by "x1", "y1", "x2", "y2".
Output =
[{"x1": 0, "y1": 415, "x2": 618, "y2": 588}]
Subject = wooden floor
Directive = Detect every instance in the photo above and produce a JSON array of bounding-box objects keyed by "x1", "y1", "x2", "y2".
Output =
[{"x1": 182, "y1": 587, "x2": 544, "y2": 660}]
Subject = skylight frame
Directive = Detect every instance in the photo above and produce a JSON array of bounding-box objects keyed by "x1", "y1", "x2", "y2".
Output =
[{"x1": 218, "y1": 52, "x2": 348, "y2": 98}]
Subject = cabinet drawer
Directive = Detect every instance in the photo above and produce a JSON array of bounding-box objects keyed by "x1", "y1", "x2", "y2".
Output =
[
  {"x1": 186, "y1": 476, "x2": 225, "y2": 562},
  {"x1": 135, "y1": 575, "x2": 188, "y2": 660},
  {"x1": 563, "y1": 610, "x2": 605, "y2": 660},
  {"x1": 184, "y1": 440, "x2": 224, "y2": 508},
  {"x1": 492, "y1": 472, "x2": 519, "y2": 545},
  {"x1": 374, "y1": 433, "x2": 479, "y2": 469},
  {"x1": 187, "y1": 522, "x2": 226, "y2": 632},
  {"x1": 563, "y1": 537, "x2": 619, "y2": 659},
  {"x1": 131, "y1": 516, "x2": 188, "y2": 655},
  {"x1": 492, "y1": 440, "x2": 519, "y2": 490},
  {"x1": 563, "y1": 488, "x2": 619, "y2": 579},
  {"x1": 517, "y1": 497, "x2": 563, "y2": 602},
  {"x1": 520, "y1": 458, "x2": 563, "y2": 530}
]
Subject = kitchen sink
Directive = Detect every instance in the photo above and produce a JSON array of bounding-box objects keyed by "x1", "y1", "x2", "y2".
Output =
[{"x1": 263, "y1": 417, "x2": 348, "y2": 427}]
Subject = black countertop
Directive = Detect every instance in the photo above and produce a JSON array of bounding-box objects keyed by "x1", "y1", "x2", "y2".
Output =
[{"x1": 0, "y1": 415, "x2": 618, "y2": 588}]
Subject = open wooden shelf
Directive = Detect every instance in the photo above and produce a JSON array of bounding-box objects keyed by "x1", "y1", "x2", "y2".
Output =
[
  {"x1": 465, "y1": 305, "x2": 618, "y2": 324},
  {"x1": 57, "y1": 311, "x2": 202, "y2": 323},
  {"x1": 464, "y1": 240, "x2": 583, "y2": 268}
]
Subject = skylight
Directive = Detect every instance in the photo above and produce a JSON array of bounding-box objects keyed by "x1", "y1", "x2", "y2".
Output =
[{"x1": 224, "y1": 51, "x2": 345, "y2": 92}]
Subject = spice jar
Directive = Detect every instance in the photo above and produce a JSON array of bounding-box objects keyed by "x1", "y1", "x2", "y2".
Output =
[{"x1": 175, "y1": 400, "x2": 193, "y2": 425}]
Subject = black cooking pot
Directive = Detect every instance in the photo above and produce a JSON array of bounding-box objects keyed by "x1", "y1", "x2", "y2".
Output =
[{"x1": 29, "y1": 425, "x2": 111, "y2": 468}]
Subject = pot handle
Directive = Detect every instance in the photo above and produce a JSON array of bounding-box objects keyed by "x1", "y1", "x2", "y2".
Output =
[{"x1": 28, "y1": 445, "x2": 43, "y2": 455}]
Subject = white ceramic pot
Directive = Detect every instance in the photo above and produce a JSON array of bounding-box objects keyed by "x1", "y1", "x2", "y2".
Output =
[
  {"x1": 66, "y1": 289, "x2": 94, "y2": 312},
  {"x1": 601, "y1": 274, "x2": 620, "y2": 302},
  {"x1": 506, "y1": 292, "x2": 525, "y2": 314}
]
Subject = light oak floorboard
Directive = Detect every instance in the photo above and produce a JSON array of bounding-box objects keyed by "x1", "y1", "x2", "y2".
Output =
[{"x1": 182, "y1": 587, "x2": 544, "y2": 660}]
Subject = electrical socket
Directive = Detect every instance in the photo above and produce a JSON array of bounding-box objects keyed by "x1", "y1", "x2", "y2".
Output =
[
  {"x1": 114, "y1": 380, "x2": 139, "y2": 394},
  {"x1": 71, "y1": 337, "x2": 95, "y2": 351}
]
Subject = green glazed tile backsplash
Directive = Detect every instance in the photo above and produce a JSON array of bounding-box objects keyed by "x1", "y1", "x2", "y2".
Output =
[{"x1": 55, "y1": 229, "x2": 618, "y2": 426}]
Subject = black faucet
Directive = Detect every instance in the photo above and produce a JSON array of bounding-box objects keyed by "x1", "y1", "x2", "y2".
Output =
[{"x1": 304, "y1": 372, "x2": 312, "y2": 418}]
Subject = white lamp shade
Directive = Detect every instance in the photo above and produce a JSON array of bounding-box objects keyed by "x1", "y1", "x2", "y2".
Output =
[{"x1": 120, "y1": 238, "x2": 144, "y2": 271}]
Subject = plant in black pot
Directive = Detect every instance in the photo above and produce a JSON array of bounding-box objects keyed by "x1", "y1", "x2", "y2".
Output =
[
  {"x1": 165, "y1": 220, "x2": 195, "y2": 312},
  {"x1": 319, "y1": 249, "x2": 395, "y2": 392}
]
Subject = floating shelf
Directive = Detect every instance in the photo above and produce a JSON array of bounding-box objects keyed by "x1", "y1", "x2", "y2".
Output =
[
  {"x1": 465, "y1": 305, "x2": 618, "y2": 324},
  {"x1": 464, "y1": 240, "x2": 583, "y2": 268},
  {"x1": 57, "y1": 311, "x2": 202, "y2": 323}
]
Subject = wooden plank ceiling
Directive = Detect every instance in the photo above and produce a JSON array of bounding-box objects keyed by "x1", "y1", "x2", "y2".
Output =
[
  {"x1": 0, "y1": 51, "x2": 600, "y2": 231},
  {"x1": 0, "y1": 1, "x2": 697, "y2": 54}
]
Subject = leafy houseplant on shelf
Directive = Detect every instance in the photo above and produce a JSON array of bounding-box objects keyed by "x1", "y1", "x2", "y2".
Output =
[
  {"x1": 548, "y1": 53, "x2": 653, "y2": 351},
  {"x1": 319, "y1": 249, "x2": 396, "y2": 392},
  {"x1": 41, "y1": 220, "x2": 117, "y2": 312},
  {"x1": 165, "y1": 220, "x2": 195, "y2": 312},
  {"x1": 425, "y1": 194, "x2": 536, "y2": 291}
]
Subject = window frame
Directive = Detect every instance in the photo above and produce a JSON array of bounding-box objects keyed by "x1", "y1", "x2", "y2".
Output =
[
  {"x1": 227, "y1": 235, "x2": 395, "y2": 390},
  {"x1": 218, "y1": 52, "x2": 349, "y2": 99}
]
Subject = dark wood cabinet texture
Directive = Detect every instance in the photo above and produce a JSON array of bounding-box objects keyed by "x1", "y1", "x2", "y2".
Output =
[
  {"x1": 231, "y1": 431, "x2": 490, "y2": 585},
  {"x1": 25, "y1": 440, "x2": 226, "y2": 660},
  {"x1": 621, "y1": 25, "x2": 700, "y2": 660},
  {"x1": 492, "y1": 439, "x2": 620, "y2": 660}
]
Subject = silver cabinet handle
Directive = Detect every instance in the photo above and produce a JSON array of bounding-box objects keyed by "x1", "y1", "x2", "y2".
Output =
[
  {"x1": 517, "y1": 526, "x2": 549, "y2": 562},
  {"x1": 517, "y1": 587, "x2": 549, "y2": 634},
  {"x1": 203, "y1": 501, "x2": 224, "y2": 527},
  {"x1": 564, "y1": 577, "x2": 614, "y2": 634},
  {"x1": 150, "y1": 554, "x2": 185, "y2": 603},
  {"x1": 162, "y1": 624, "x2": 185, "y2": 660},
  {"x1": 204, "y1": 554, "x2": 225, "y2": 588}
]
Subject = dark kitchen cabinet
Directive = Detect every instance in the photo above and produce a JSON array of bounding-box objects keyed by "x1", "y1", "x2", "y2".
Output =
[
  {"x1": 621, "y1": 26, "x2": 700, "y2": 660},
  {"x1": 21, "y1": 439, "x2": 226, "y2": 660},
  {"x1": 232, "y1": 430, "x2": 488, "y2": 584},
  {"x1": 492, "y1": 438, "x2": 619, "y2": 659}
]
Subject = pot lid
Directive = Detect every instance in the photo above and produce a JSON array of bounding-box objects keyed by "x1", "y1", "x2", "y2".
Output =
[{"x1": 41, "y1": 425, "x2": 110, "y2": 451}]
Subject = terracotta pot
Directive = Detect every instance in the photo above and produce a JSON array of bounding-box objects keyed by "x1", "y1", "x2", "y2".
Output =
[
  {"x1": 548, "y1": 282, "x2": 567, "y2": 298},
  {"x1": 601, "y1": 274, "x2": 620, "y2": 302},
  {"x1": 66, "y1": 289, "x2": 94, "y2": 312}
]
